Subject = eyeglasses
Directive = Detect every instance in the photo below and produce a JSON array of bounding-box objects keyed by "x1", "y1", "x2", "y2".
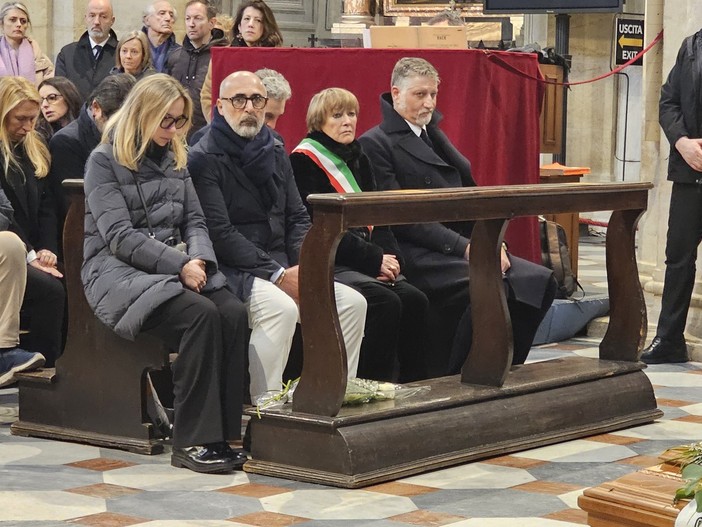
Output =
[
  {"x1": 222, "y1": 95, "x2": 268, "y2": 110},
  {"x1": 40, "y1": 94, "x2": 63, "y2": 104},
  {"x1": 160, "y1": 114, "x2": 189, "y2": 129}
]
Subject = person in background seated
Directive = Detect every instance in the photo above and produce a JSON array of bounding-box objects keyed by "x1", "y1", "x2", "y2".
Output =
[
  {"x1": 0, "y1": 2, "x2": 53, "y2": 87},
  {"x1": 291, "y1": 88, "x2": 429, "y2": 382},
  {"x1": 0, "y1": 189, "x2": 45, "y2": 388},
  {"x1": 111, "y1": 31, "x2": 156, "y2": 80},
  {"x1": 0, "y1": 76, "x2": 65, "y2": 368},
  {"x1": 36, "y1": 77, "x2": 82, "y2": 142},
  {"x1": 55, "y1": 0, "x2": 118, "y2": 102},
  {"x1": 426, "y1": 10, "x2": 464, "y2": 26},
  {"x1": 141, "y1": 0, "x2": 179, "y2": 73},
  {"x1": 359, "y1": 57, "x2": 557, "y2": 376},
  {"x1": 188, "y1": 71, "x2": 366, "y2": 403},
  {"x1": 255, "y1": 68, "x2": 290, "y2": 131},
  {"x1": 200, "y1": 0, "x2": 283, "y2": 124},
  {"x1": 82, "y1": 74, "x2": 247, "y2": 474},
  {"x1": 48, "y1": 74, "x2": 136, "y2": 241}
]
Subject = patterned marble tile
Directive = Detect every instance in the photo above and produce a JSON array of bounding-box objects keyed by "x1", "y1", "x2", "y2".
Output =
[
  {"x1": 514, "y1": 440, "x2": 637, "y2": 463},
  {"x1": 674, "y1": 414, "x2": 702, "y2": 424},
  {"x1": 388, "y1": 509, "x2": 466, "y2": 525},
  {"x1": 132, "y1": 522, "x2": 250, "y2": 527},
  {"x1": 510, "y1": 481, "x2": 582, "y2": 495},
  {"x1": 681, "y1": 402, "x2": 702, "y2": 415},
  {"x1": 610, "y1": 419, "x2": 702, "y2": 441},
  {"x1": 365, "y1": 482, "x2": 438, "y2": 497},
  {"x1": 0, "y1": 490, "x2": 106, "y2": 521},
  {"x1": 103, "y1": 463, "x2": 249, "y2": 491},
  {"x1": 0, "y1": 440, "x2": 101, "y2": 465},
  {"x1": 401, "y1": 463, "x2": 535, "y2": 490},
  {"x1": 67, "y1": 458, "x2": 138, "y2": 471},
  {"x1": 66, "y1": 483, "x2": 144, "y2": 500},
  {"x1": 443, "y1": 518, "x2": 587, "y2": 526},
  {"x1": 260, "y1": 489, "x2": 416, "y2": 520},
  {"x1": 69, "y1": 511, "x2": 149, "y2": 526},
  {"x1": 542, "y1": 508, "x2": 589, "y2": 525},
  {"x1": 584, "y1": 433, "x2": 644, "y2": 445},
  {"x1": 217, "y1": 483, "x2": 291, "y2": 498},
  {"x1": 229, "y1": 511, "x2": 309, "y2": 526},
  {"x1": 657, "y1": 398, "x2": 698, "y2": 407},
  {"x1": 0, "y1": 464, "x2": 104, "y2": 491},
  {"x1": 616, "y1": 454, "x2": 666, "y2": 467},
  {"x1": 481, "y1": 455, "x2": 546, "y2": 470}
]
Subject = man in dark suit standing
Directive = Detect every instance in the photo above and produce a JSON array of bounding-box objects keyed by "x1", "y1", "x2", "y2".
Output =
[
  {"x1": 359, "y1": 57, "x2": 557, "y2": 375},
  {"x1": 55, "y1": 0, "x2": 118, "y2": 102}
]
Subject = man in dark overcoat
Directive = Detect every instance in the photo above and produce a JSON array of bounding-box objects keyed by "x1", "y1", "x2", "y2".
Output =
[
  {"x1": 359, "y1": 57, "x2": 557, "y2": 375},
  {"x1": 640, "y1": 30, "x2": 702, "y2": 364},
  {"x1": 55, "y1": 0, "x2": 118, "y2": 102}
]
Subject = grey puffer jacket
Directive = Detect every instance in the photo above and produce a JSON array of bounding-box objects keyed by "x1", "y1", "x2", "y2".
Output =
[{"x1": 82, "y1": 143, "x2": 225, "y2": 340}]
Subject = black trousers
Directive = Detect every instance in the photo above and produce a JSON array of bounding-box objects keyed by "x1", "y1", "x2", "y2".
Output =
[
  {"x1": 141, "y1": 287, "x2": 247, "y2": 448},
  {"x1": 22, "y1": 264, "x2": 65, "y2": 367},
  {"x1": 656, "y1": 182, "x2": 702, "y2": 342},
  {"x1": 401, "y1": 249, "x2": 556, "y2": 376},
  {"x1": 336, "y1": 270, "x2": 429, "y2": 383}
]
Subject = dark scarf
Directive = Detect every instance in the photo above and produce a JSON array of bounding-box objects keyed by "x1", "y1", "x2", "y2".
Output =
[
  {"x1": 308, "y1": 130, "x2": 364, "y2": 182},
  {"x1": 211, "y1": 111, "x2": 278, "y2": 210}
]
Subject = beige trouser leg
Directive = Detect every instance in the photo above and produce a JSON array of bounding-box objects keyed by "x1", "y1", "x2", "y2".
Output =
[{"x1": 0, "y1": 232, "x2": 27, "y2": 348}]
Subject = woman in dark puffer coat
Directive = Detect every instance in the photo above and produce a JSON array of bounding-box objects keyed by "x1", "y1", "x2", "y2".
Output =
[{"x1": 82, "y1": 74, "x2": 247, "y2": 475}]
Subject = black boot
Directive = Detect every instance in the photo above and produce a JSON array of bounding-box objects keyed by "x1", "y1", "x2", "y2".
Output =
[
  {"x1": 640, "y1": 336, "x2": 689, "y2": 364},
  {"x1": 171, "y1": 444, "x2": 236, "y2": 474}
]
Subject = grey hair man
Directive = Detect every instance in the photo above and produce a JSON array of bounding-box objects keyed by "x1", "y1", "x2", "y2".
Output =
[
  {"x1": 142, "y1": 0, "x2": 180, "y2": 72},
  {"x1": 55, "y1": 0, "x2": 118, "y2": 101},
  {"x1": 359, "y1": 57, "x2": 557, "y2": 375},
  {"x1": 255, "y1": 68, "x2": 291, "y2": 130}
]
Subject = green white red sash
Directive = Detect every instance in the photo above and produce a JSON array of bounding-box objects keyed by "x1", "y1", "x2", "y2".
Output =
[
  {"x1": 293, "y1": 138, "x2": 363, "y2": 194},
  {"x1": 293, "y1": 137, "x2": 372, "y2": 232}
]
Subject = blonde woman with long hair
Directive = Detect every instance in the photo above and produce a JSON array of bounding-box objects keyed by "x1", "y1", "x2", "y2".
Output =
[
  {"x1": 82, "y1": 74, "x2": 248, "y2": 474},
  {"x1": 0, "y1": 75, "x2": 64, "y2": 374}
]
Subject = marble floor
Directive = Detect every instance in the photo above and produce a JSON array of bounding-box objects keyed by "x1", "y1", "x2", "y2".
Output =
[{"x1": 1, "y1": 238, "x2": 701, "y2": 526}]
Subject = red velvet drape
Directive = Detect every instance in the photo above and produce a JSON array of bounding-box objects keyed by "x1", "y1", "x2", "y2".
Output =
[{"x1": 211, "y1": 47, "x2": 543, "y2": 261}]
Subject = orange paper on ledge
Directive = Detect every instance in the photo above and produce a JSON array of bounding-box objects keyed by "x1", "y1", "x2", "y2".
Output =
[{"x1": 539, "y1": 162, "x2": 591, "y2": 176}]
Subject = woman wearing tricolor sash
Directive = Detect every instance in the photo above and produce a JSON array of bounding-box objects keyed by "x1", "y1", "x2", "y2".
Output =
[{"x1": 290, "y1": 87, "x2": 429, "y2": 383}]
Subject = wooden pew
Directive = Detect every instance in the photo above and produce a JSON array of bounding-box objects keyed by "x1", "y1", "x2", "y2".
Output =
[
  {"x1": 11, "y1": 180, "x2": 172, "y2": 455},
  {"x1": 244, "y1": 181, "x2": 663, "y2": 488}
]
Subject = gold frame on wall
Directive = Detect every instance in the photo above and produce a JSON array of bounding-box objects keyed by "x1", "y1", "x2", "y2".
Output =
[{"x1": 381, "y1": 0, "x2": 484, "y2": 17}]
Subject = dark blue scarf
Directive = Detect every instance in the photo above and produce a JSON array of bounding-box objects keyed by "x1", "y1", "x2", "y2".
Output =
[{"x1": 211, "y1": 111, "x2": 279, "y2": 211}]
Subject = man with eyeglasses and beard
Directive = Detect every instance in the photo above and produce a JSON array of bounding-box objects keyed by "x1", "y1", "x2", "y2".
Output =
[{"x1": 188, "y1": 71, "x2": 367, "y2": 418}]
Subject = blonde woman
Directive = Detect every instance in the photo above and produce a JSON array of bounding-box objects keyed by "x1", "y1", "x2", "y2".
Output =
[
  {"x1": 0, "y1": 76, "x2": 64, "y2": 369},
  {"x1": 111, "y1": 30, "x2": 155, "y2": 80},
  {"x1": 82, "y1": 74, "x2": 247, "y2": 474},
  {"x1": 0, "y1": 2, "x2": 53, "y2": 85}
]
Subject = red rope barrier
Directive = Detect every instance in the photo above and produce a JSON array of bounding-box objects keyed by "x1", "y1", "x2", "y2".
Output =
[{"x1": 483, "y1": 29, "x2": 664, "y2": 87}]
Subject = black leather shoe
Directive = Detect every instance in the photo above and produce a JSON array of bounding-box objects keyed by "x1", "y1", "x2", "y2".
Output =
[
  {"x1": 216, "y1": 442, "x2": 248, "y2": 469},
  {"x1": 640, "y1": 336, "x2": 689, "y2": 364},
  {"x1": 171, "y1": 444, "x2": 236, "y2": 474}
]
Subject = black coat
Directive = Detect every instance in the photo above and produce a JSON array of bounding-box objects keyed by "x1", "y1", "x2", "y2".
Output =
[
  {"x1": 359, "y1": 93, "x2": 552, "y2": 308},
  {"x1": 359, "y1": 93, "x2": 477, "y2": 258},
  {"x1": 0, "y1": 145, "x2": 57, "y2": 254},
  {"x1": 55, "y1": 30, "x2": 118, "y2": 102},
  {"x1": 188, "y1": 126, "x2": 311, "y2": 300},
  {"x1": 660, "y1": 29, "x2": 702, "y2": 183},
  {"x1": 48, "y1": 106, "x2": 101, "y2": 220},
  {"x1": 290, "y1": 131, "x2": 403, "y2": 277},
  {"x1": 165, "y1": 29, "x2": 228, "y2": 134}
]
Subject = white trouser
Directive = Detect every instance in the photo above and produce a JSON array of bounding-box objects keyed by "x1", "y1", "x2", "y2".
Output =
[
  {"x1": 246, "y1": 277, "x2": 366, "y2": 400},
  {"x1": 0, "y1": 232, "x2": 27, "y2": 348}
]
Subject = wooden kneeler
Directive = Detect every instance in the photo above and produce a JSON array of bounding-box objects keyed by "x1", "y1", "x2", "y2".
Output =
[{"x1": 244, "y1": 182, "x2": 663, "y2": 488}]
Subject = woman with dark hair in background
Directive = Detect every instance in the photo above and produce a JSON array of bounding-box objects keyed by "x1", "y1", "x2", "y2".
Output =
[
  {"x1": 232, "y1": 0, "x2": 282, "y2": 47},
  {"x1": 0, "y1": 75, "x2": 64, "y2": 368},
  {"x1": 199, "y1": 0, "x2": 282, "y2": 124},
  {"x1": 36, "y1": 77, "x2": 82, "y2": 142},
  {"x1": 82, "y1": 74, "x2": 247, "y2": 474}
]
